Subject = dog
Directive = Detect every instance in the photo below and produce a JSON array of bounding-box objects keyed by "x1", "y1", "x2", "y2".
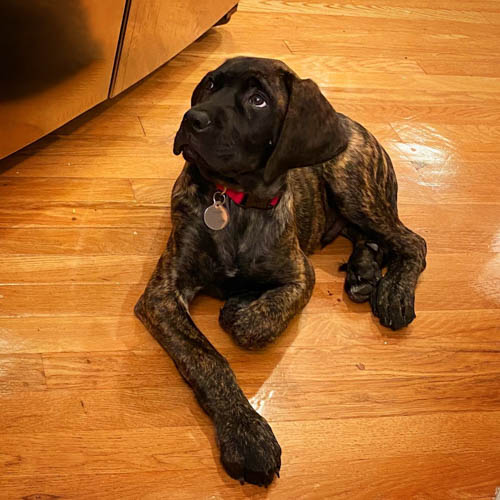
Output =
[{"x1": 135, "y1": 57, "x2": 427, "y2": 486}]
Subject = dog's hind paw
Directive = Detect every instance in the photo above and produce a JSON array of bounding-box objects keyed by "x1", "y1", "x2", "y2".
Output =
[
  {"x1": 216, "y1": 408, "x2": 281, "y2": 487},
  {"x1": 342, "y1": 242, "x2": 382, "y2": 304}
]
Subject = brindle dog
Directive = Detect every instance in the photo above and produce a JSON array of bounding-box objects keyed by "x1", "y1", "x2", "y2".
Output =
[{"x1": 135, "y1": 57, "x2": 427, "y2": 486}]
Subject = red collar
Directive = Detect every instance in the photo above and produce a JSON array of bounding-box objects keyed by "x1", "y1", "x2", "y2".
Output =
[{"x1": 216, "y1": 184, "x2": 281, "y2": 209}]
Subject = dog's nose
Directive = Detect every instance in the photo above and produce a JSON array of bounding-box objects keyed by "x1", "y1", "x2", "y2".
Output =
[{"x1": 184, "y1": 109, "x2": 211, "y2": 132}]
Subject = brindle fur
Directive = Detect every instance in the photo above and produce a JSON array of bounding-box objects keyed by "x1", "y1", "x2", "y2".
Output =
[{"x1": 135, "y1": 57, "x2": 426, "y2": 487}]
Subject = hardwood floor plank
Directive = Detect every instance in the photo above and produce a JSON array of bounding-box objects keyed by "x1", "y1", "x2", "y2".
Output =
[
  {"x1": 56, "y1": 109, "x2": 145, "y2": 138},
  {"x1": 0, "y1": 177, "x2": 135, "y2": 202},
  {"x1": 130, "y1": 178, "x2": 176, "y2": 203},
  {"x1": 0, "y1": 413, "x2": 498, "y2": 478},
  {"x1": 0, "y1": 272, "x2": 497, "y2": 319},
  {"x1": 231, "y1": 11, "x2": 500, "y2": 39},
  {"x1": 286, "y1": 36, "x2": 500, "y2": 58},
  {"x1": 0, "y1": 228, "x2": 169, "y2": 256},
  {"x1": 180, "y1": 28, "x2": 292, "y2": 57},
  {"x1": 418, "y1": 56, "x2": 500, "y2": 77},
  {"x1": 0, "y1": 255, "x2": 159, "y2": 284},
  {"x1": 0, "y1": 252, "x2": 496, "y2": 285},
  {"x1": 39, "y1": 347, "x2": 500, "y2": 390},
  {"x1": 0, "y1": 309, "x2": 498, "y2": 355},
  {"x1": 0, "y1": 387, "x2": 207, "y2": 433},
  {"x1": 484, "y1": 11, "x2": 500, "y2": 24},
  {"x1": 332, "y1": 102, "x2": 500, "y2": 125},
  {"x1": 160, "y1": 52, "x2": 425, "y2": 79},
  {"x1": 2, "y1": 370, "x2": 499, "y2": 433},
  {"x1": 0, "y1": 152, "x2": 183, "y2": 178},
  {"x1": 239, "y1": 1, "x2": 488, "y2": 24},
  {"x1": 322, "y1": 73, "x2": 500, "y2": 96},
  {"x1": 16, "y1": 135, "x2": 175, "y2": 159},
  {"x1": 242, "y1": 0, "x2": 500, "y2": 14},
  {"x1": 393, "y1": 122, "x2": 500, "y2": 147},
  {"x1": 0, "y1": 202, "x2": 171, "y2": 228},
  {"x1": 1, "y1": 453, "x2": 498, "y2": 500},
  {"x1": 0, "y1": 354, "x2": 46, "y2": 393}
]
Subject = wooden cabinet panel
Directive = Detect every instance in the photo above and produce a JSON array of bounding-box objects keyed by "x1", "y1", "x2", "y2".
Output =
[
  {"x1": 110, "y1": 0, "x2": 237, "y2": 96},
  {"x1": 0, "y1": 0, "x2": 127, "y2": 160}
]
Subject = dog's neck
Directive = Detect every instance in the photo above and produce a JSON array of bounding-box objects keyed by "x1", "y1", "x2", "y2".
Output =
[
  {"x1": 191, "y1": 163, "x2": 286, "y2": 207},
  {"x1": 216, "y1": 184, "x2": 281, "y2": 209}
]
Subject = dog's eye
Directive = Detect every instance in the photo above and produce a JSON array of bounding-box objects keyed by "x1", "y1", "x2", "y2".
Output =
[
  {"x1": 205, "y1": 79, "x2": 215, "y2": 91},
  {"x1": 249, "y1": 94, "x2": 267, "y2": 108}
]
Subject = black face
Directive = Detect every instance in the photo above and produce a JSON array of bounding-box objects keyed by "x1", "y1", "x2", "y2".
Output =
[{"x1": 173, "y1": 57, "x2": 289, "y2": 189}]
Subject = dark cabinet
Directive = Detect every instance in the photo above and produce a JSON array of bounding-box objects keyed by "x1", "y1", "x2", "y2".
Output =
[{"x1": 0, "y1": 0, "x2": 238, "y2": 159}]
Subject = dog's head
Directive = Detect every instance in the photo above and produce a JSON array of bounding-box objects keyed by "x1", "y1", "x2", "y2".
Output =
[{"x1": 174, "y1": 57, "x2": 347, "y2": 192}]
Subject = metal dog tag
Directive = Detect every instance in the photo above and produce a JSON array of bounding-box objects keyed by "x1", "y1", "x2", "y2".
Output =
[{"x1": 204, "y1": 191, "x2": 229, "y2": 230}]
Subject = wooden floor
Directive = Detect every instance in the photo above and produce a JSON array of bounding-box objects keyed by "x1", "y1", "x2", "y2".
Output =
[{"x1": 1, "y1": 1, "x2": 499, "y2": 498}]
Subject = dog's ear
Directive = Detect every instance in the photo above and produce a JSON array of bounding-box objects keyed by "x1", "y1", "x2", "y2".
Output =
[{"x1": 264, "y1": 73, "x2": 348, "y2": 183}]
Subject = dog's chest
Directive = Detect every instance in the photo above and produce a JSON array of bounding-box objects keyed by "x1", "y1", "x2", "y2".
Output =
[{"x1": 209, "y1": 202, "x2": 286, "y2": 278}]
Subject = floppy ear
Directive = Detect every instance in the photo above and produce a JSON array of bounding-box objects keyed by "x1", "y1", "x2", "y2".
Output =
[{"x1": 264, "y1": 74, "x2": 348, "y2": 183}]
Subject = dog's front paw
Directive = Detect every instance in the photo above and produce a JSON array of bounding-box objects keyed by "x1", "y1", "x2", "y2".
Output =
[
  {"x1": 216, "y1": 409, "x2": 281, "y2": 486},
  {"x1": 371, "y1": 272, "x2": 416, "y2": 330},
  {"x1": 219, "y1": 293, "x2": 280, "y2": 349}
]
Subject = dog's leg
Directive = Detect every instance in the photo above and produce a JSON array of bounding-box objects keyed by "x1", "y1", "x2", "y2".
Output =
[
  {"x1": 135, "y1": 246, "x2": 281, "y2": 486},
  {"x1": 368, "y1": 224, "x2": 426, "y2": 330},
  {"x1": 325, "y1": 144, "x2": 427, "y2": 330},
  {"x1": 340, "y1": 225, "x2": 385, "y2": 304},
  {"x1": 341, "y1": 210, "x2": 426, "y2": 330},
  {"x1": 219, "y1": 251, "x2": 315, "y2": 349}
]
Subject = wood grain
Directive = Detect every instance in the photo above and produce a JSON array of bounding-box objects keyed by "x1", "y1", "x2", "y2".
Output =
[
  {"x1": 38, "y1": 347, "x2": 500, "y2": 390},
  {"x1": 1, "y1": 413, "x2": 498, "y2": 476},
  {"x1": 0, "y1": 228, "x2": 169, "y2": 255},
  {"x1": 0, "y1": 455, "x2": 497, "y2": 500},
  {"x1": 0, "y1": 0, "x2": 499, "y2": 498},
  {"x1": 111, "y1": 0, "x2": 238, "y2": 95},
  {"x1": 0, "y1": 0, "x2": 127, "y2": 159},
  {"x1": 0, "y1": 252, "x2": 496, "y2": 287},
  {"x1": 0, "y1": 309, "x2": 498, "y2": 354},
  {"x1": 238, "y1": 1, "x2": 489, "y2": 24},
  {"x1": 0, "y1": 275, "x2": 497, "y2": 318},
  {"x1": 0, "y1": 177, "x2": 135, "y2": 202}
]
